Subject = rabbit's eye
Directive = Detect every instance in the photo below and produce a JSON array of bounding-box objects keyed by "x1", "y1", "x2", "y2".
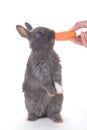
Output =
[{"x1": 37, "y1": 31, "x2": 44, "y2": 38}]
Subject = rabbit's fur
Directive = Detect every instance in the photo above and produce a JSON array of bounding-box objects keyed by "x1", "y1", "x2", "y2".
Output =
[{"x1": 16, "y1": 23, "x2": 63, "y2": 122}]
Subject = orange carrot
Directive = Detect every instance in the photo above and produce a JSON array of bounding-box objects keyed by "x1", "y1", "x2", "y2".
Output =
[{"x1": 55, "y1": 31, "x2": 76, "y2": 41}]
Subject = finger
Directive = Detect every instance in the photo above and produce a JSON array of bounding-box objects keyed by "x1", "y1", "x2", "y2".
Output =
[
  {"x1": 70, "y1": 38, "x2": 83, "y2": 46},
  {"x1": 70, "y1": 21, "x2": 87, "y2": 31},
  {"x1": 84, "y1": 32, "x2": 87, "y2": 40},
  {"x1": 76, "y1": 31, "x2": 87, "y2": 38},
  {"x1": 78, "y1": 34, "x2": 81, "y2": 38},
  {"x1": 70, "y1": 23, "x2": 81, "y2": 31},
  {"x1": 81, "y1": 32, "x2": 87, "y2": 47},
  {"x1": 76, "y1": 31, "x2": 87, "y2": 39}
]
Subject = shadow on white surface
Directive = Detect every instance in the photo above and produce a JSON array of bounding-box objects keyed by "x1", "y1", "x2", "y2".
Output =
[{"x1": 3, "y1": 112, "x2": 87, "y2": 130}]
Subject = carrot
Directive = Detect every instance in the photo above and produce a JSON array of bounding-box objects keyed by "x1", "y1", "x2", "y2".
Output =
[{"x1": 55, "y1": 31, "x2": 76, "y2": 41}]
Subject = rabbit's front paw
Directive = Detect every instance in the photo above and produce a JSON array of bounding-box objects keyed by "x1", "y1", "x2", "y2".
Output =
[
  {"x1": 47, "y1": 87, "x2": 56, "y2": 97},
  {"x1": 54, "y1": 82, "x2": 63, "y2": 94}
]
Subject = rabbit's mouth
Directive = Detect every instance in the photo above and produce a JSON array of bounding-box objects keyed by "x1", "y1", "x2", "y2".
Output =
[
  {"x1": 51, "y1": 38, "x2": 55, "y2": 44},
  {"x1": 48, "y1": 30, "x2": 55, "y2": 39},
  {"x1": 49, "y1": 31, "x2": 55, "y2": 44}
]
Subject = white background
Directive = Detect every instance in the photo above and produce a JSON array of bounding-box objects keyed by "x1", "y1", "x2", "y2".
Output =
[{"x1": 0, "y1": 0, "x2": 87, "y2": 130}]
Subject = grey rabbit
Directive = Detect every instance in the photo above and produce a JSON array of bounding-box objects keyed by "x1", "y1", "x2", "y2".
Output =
[{"x1": 16, "y1": 22, "x2": 63, "y2": 123}]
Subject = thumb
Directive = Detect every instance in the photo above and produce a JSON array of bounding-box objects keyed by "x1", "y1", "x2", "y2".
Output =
[
  {"x1": 70, "y1": 21, "x2": 87, "y2": 31},
  {"x1": 70, "y1": 24, "x2": 79, "y2": 31}
]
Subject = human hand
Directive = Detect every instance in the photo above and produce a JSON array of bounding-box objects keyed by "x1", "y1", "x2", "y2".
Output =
[{"x1": 70, "y1": 20, "x2": 87, "y2": 47}]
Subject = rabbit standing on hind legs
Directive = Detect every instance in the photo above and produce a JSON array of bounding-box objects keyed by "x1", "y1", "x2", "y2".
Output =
[{"x1": 16, "y1": 22, "x2": 63, "y2": 123}]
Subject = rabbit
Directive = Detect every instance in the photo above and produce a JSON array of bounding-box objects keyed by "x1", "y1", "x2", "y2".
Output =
[{"x1": 16, "y1": 22, "x2": 63, "y2": 123}]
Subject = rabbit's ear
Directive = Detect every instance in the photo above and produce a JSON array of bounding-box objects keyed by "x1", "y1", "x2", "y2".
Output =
[
  {"x1": 25, "y1": 22, "x2": 33, "y2": 30},
  {"x1": 16, "y1": 25, "x2": 29, "y2": 38}
]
